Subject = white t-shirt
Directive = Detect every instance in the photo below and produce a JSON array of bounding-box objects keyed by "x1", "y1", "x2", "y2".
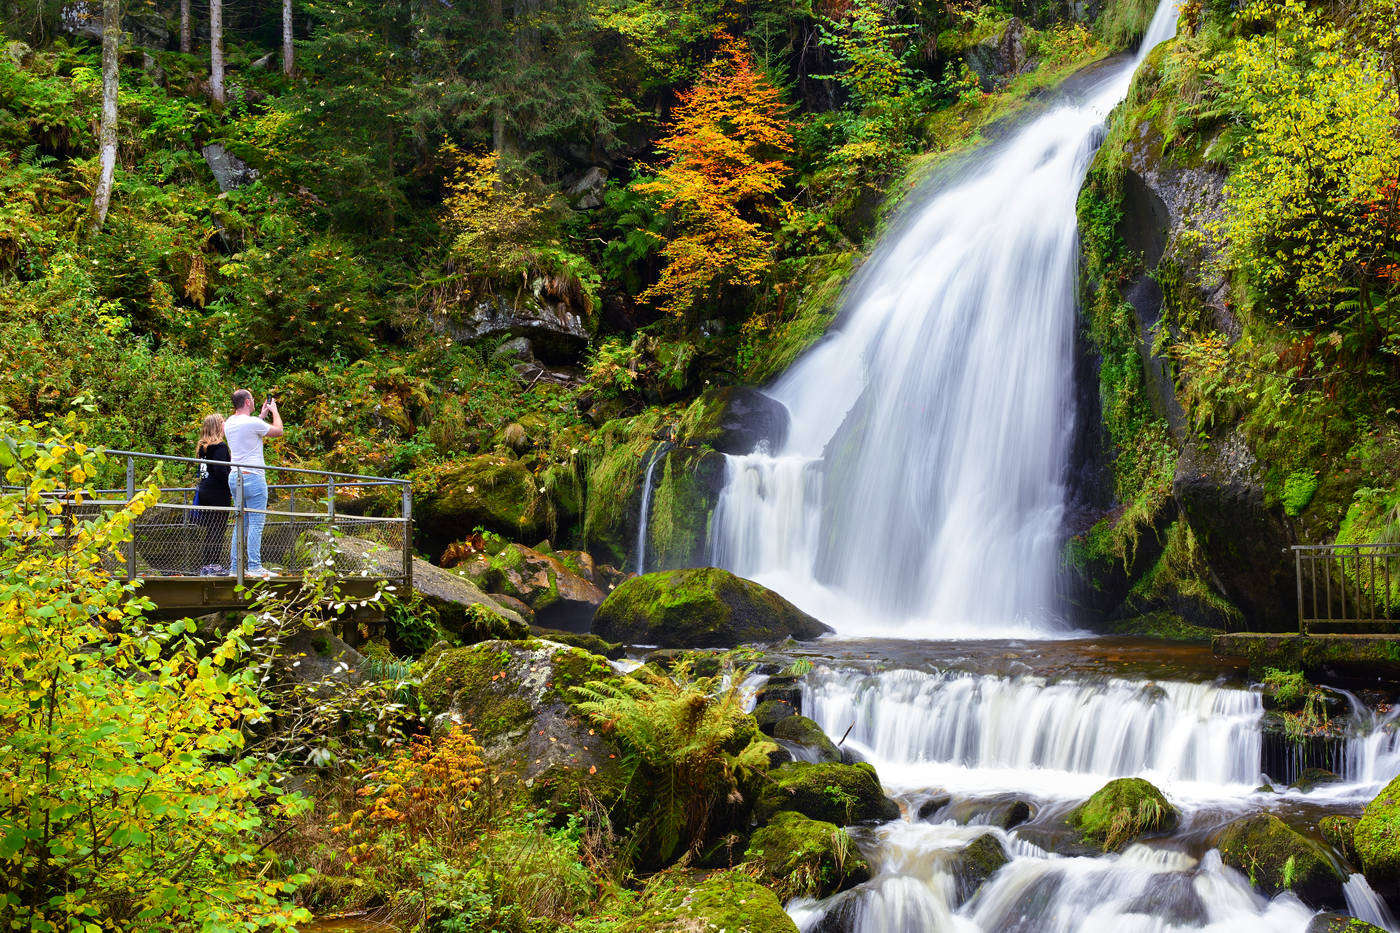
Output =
[{"x1": 225, "y1": 413, "x2": 272, "y2": 475}]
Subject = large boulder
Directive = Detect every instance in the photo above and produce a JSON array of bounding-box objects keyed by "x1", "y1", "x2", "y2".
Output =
[
  {"x1": 965, "y1": 18, "x2": 1029, "y2": 90},
  {"x1": 638, "y1": 872, "x2": 798, "y2": 933},
  {"x1": 1213, "y1": 813, "x2": 1346, "y2": 907},
  {"x1": 592, "y1": 567, "x2": 832, "y2": 648},
  {"x1": 949, "y1": 833, "x2": 1010, "y2": 906},
  {"x1": 1068, "y1": 778, "x2": 1178, "y2": 852},
  {"x1": 772, "y1": 714, "x2": 844, "y2": 764},
  {"x1": 754, "y1": 761, "x2": 900, "y2": 826},
  {"x1": 1356, "y1": 774, "x2": 1400, "y2": 892},
  {"x1": 202, "y1": 143, "x2": 259, "y2": 191},
  {"x1": 413, "y1": 455, "x2": 546, "y2": 547},
  {"x1": 1307, "y1": 916, "x2": 1387, "y2": 933},
  {"x1": 1319, "y1": 815, "x2": 1359, "y2": 866},
  {"x1": 676, "y1": 386, "x2": 790, "y2": 455},
  {"x1": 454, "y1": 542, "x2": 606, "y2": 632},
  {"x1": 744, "y1": 812, "x2": 871, "y2": 900},
  {"x1": 433, "y1": 287, "x2": 589, "y2": 364},
  {"x1": 423, "y1": 639, "x2": 627, "y2": 812}
]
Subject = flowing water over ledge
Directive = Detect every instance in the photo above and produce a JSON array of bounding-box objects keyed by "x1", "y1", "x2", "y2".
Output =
[{"x1": 775, "y1": 638, "x2": 1400, "y2": 932}]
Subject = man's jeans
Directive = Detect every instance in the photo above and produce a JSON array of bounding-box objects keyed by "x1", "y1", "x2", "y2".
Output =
[{"x1": 229, "y1": 470, "x2": 268, "y2": 573}]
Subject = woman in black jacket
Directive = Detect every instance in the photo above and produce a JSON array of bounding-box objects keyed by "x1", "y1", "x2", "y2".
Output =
[{"x1": 192, "y1": 414, "x2": 232, "y2": 575}]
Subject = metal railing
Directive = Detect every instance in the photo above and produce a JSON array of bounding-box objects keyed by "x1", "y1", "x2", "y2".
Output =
[
  {"x1": 1294, "y1": 543, "x2": 1400, "y2": 634},
  {"x1": 30, "y1": 449, "x2": 413, "y2": 590}
]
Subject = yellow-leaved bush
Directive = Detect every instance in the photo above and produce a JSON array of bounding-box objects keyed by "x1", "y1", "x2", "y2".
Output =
[{"x1": 0, "y1": 414, "x2": 310, "y2": 932}]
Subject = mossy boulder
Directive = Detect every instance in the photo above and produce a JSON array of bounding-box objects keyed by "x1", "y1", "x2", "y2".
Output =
[
  {"x1": 637, "y1": 871, "x2": 799, "y2": 933},
  {"x1": 675, "y1": 385, "x2": 790, "y2": 455},
  {"x1": 753, "y1": 697, "x2": 799, "y2": 733},
  {"x1": 639, "y1": 446, "x2": 726, "y2": 569},
  {"x1": 422, "y1": 639, "x2": 627, "y2": 813},
  {"x1": 1068, "y1": 778, "x2": 1178, "y2": 851},
  {"x1": 413, "y1": 455, "x2": 546, "y2": 546},
  {"x1": 949, "y1": 832, "x2": 1010, "y2": 906},
  {"x1": 1319, "y1": 815, "x2": 1359, "y2": 866},
  {"x1": 1356, "y1": 774, "x2": 1400, "y2": 891},
  {"x1": 772, "y1": 714, "x2": 843, "y2": 763},
  {"x1": 1292, "y1": 768, "x2": 1342, "y2": 793},
  {"x1": 743, "y1": 811, "x2": 871, "y2": 900},
  {"x1": 1213, "y1": 813, "x2": 1345, "y2": 907},
  {"x1": 593, "y1": 567, "x2": 831, "y2": 648},
  {"x1": 644, "y1": 648, "x2": 724, "y2": 678},
  {"x1": 754, "y1": 761, "x2": 900, "y2": 826},
  {"x1": 1307, "y1": 915, "x2": 1388, "y2": 933},
  {"x1": 456, "y1": 542, "x2": 605, "y2": 631}
]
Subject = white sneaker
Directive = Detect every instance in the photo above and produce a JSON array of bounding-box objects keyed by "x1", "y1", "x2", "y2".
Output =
[{"x1": 246, "y1": 567, "x2": 275, "y2": 580}]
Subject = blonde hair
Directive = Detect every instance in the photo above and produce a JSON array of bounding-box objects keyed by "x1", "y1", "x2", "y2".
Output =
[{"x1": 196, "y1": 413, "x2": 225, "y2": 458}]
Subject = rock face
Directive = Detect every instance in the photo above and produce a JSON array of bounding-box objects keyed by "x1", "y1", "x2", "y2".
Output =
[
  {"x1": 592, "y1": 567, "x2": 832, "y2": 647},
  {"x1": 965, "y1": 18, "x2": 1029, "y2": 90},
  {"x1": 413, "y1": 455, "x2": 546, "y2": 547},
  {"x1": 434, "y1": 287, "x2": 590, "y2": 364},
  {"x1": 1213, "y1": 813, "x2": 1346, "y2": 907},
  {"x1": 1068, "y1": 778, "x2": 1178, "y2": 851},
  {"x1": 676, "y1": 385, "x2": 790, "y2": 455},
  {"x1": 1356, "y1": 774, "x2": 1400, "y2": 892},
  {"x1": 754, "y1": 761, "x2": 900, "y2": 825},
  {"x1": 422, "y1": 639, "x2": 628, "y2": 811},
  {"x1": 201, "y1": 144, "x2": 260, "y2": 191},
  {"x1": 744, "y1": 811, "x2": 872, "y2": 900},
  {"x1": 454, "y1": 542, "x2": 607, "y2": 632}
]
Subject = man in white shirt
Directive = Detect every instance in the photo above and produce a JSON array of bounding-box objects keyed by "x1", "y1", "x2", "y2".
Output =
[{"x1": 225, "y1": 388, "x2": 285, "y2": 578}]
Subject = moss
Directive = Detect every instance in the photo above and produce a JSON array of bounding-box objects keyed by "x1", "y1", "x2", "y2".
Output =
[
  {"x1": 1319, "y1": 815, "x2": 1359, "y2": 866},
  {"x1": 413, "y1": 454, "x2": 545, "y2": 543},
  {"x1": 1212, "y1": 634, "x2": 1400, "y2": 680},
  {"x1": 582, "y1": 409, "x2": 674, "y2": 565},
  {"x1": 753, "y1": 698, "x2": 798, "y2": 733},
  {"x1": 951, "y1": 833, "x2": 1010, "y2": 905},
  {"x1": 528, "y1": 627, "x2": 624, "y2": 659},
  {"x1": 544, "y1": 645, "x2": 619, "y2": 706},
  {"x1": 636, "y1": 871, "x2": 799, "y2": 933},
  {"x1": 593, "y1": 567, "x2": 828, "y2": 648},
  {"x1": 738, "y1": 250, "x2": 860, "y2": 384},
  {"x1": 1307, "y1": 917, "x2": 1388, "y2": 933},
  {"x1": 1262, "y1": 668, "x2": 1312, "y2": 711},
  {"x1": 1107, "y1": 611, "x2": 1218, "y2": 643},
  {"x1": 743, "y1": 812, "x2": 871, "y2": 900},
  {"x1": 1069, "y1": 778, "x2": 1178, "y2": 851},
  {"x1": 772, "y1": 715, "x2": 843, "y2": 763},
  {"x1": 754, "y1": 761, "x2": 900, "y2": 826},
  {"x1": 644, "y1": 449, "x2": 723, "y2": 569},
  {"x1": 420, "y1": 644, "x2": 518, "y2": 719},
  {"x1": 1356, "y1": 774, "x2": 1400, "y2": 890},
  {"x1": 1214, "y1": 813, "x2": 1344, "y2": 905}
]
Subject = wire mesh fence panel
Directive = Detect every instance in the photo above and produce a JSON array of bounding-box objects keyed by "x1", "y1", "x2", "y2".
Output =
[{"x1": 1295, "y1": 544, "x2": 1400, "y2": 633}]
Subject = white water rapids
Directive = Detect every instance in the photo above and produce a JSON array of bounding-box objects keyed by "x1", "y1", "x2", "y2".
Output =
[
  {"x1": 710, "y1": 0, "x2": 1184, "y2": 638},
  {"x1": 790, "y1": 665, "x2": 1400, "y2": 931}
]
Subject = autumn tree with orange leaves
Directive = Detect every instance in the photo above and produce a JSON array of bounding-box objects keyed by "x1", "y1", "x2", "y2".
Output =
[{"x1": 635, "y1": 41, "x2": 793, "y2": 319}]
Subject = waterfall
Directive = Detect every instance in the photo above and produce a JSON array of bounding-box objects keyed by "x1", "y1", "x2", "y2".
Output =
[
  {"x1": 710, "y1": 0, "x2": 1185, "y2": 637},
  {"x1": 802, "y1": 667, "x2": 1265, "y2": 794},
  {"x1": 633, "y1": 445, "x2": 666, "y2": 574}
]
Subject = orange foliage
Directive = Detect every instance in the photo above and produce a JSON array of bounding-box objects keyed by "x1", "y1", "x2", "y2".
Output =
[
  {"x1": 337, "y1": 725, "x2": 487, "y2": 859},
  {"x1": 635, "y1": 39, "x2": 792, "y2": 318}
]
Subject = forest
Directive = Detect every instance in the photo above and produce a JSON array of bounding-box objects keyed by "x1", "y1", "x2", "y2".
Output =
[{"x1": 5, "y1": 0, "x2": 1400, "y2": 926}]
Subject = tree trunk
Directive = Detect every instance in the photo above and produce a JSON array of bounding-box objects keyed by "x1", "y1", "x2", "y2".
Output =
[
  {"x1": 179, "y1": 0, "x2": 190, "y2": 53},
  {"x1": 90, "y1": 0, "x2": 120, "y2": 232},
  {"x1": 281, "y1": 0, "x2": 293, "y2": 75},
  {"x1": 210, "y1": 0, "x2": 225, "y2": 102}
]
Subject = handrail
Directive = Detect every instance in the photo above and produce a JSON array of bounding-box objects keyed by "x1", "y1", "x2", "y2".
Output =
[
  {"x1": 1292, "y1": 543, "x2": 1400, "y2": 634},
  {"x1": 101, "y1": 448, "x2": 411, "y2": 485}
]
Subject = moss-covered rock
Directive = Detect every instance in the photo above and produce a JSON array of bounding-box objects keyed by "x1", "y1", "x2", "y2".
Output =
[
  {"x1": 421, "y1": 639, "x2": 628, "y2": 814},
  {"x1": 754, "y1": 761, "x2": 900, "y2": 826},
  {"x1": 1356, "y1": 774, "x2": 1400, "y2": 891},
  {"x1": 1068, "y1": 778, "x2": 1178, "y2": 852},
  {"x1": 456, "y1": 542, "x2": 606, "y2": 631},
  {"x1": 753, "y1": 698, "x2": 798, "y2": 733},
  {"x1": 675, "y1": 385, "x2": 790, "y2": 455},
  {"x1": 1306, "y1": 915, "x2": 1388, "y2": 933},
  {"x1": 949, "y1": 832, "x2": 1010, "y2": 906},
  {"x1": 528, "y1": 627, "x2": 624, "y2": 659},
  {"x1": 643, "y1": 648, "x2": 724, "y2": 678},
  {"x1": 637, "y1": 871, "x2": 799, "y2": 932},
  {"x1": 772, "y1": 714, "x2": 843, "y2": 763},
  {"x1": 593, "y1": 567, "x2": 832, "y2": 648},
  {"x1": 743, "y1": 811, "x2": 871, "y2": 900},
  {"x1": 413, "y1": 454, "x2": 548, "y2": 546},
  {"x1": 1213, "y1": 813, "x2": 1345, "y2": 907},
  {"x1": 1319, "y1": 815, "x2": 1359, "y2": 866},
  {"x1": 1292, "y1": 768, "x2": 1342, "y2": 793},
  {"x1": 641, "y1": 446, "x2": 726, "y2": 570}
]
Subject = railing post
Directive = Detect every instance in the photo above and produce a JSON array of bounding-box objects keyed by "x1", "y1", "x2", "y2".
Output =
[
  {"x1": 1295, "y1": 547, "x2": 1304, "y2": 635},
  {"x1": 236, "y1": 470, "x2": 246, "y2": 587},
  {"x1": 327, "y1": 478, "x2": 336, "y2": 521},
  {"x1": 402, "y1": 483, "x2": 413, "y2": 591},
  {"x1": 125, "y1": 456, "x2": 136, "y2": 583}
]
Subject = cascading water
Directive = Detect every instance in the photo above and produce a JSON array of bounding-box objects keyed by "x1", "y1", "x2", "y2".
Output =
[
  {"x1": 711, "y1": 0, "x2": 1184, "y2": 637},
  {"x1": 633, "y1": 445, "x2": 667, "y2": 574}
]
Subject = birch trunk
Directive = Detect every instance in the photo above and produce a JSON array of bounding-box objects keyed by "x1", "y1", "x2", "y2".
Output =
[
  {"x1": 90, "y1": 0, "x2": 119, "y2": 232},
  {"x1": 282, "y1": 0, "x2": 293, "y2": 75},
  {"x1": 210, "y1": 0, "x2": 225, "y2": 102},
  {"x1": 179, "y1": 0, "x2": 190, "y2": 53}
]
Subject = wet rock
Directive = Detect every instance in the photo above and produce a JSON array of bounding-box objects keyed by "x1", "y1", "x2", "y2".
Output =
[
  {"x1": 455, "y1": 542, "x2": 606, "y2": 632},
  {"x1": 1319, "y1": 815, "x2": 1359, "y2": 866},
  {"x1": 744, "y1": 811, "x2": 872, "y2": 900},
  {"x1": 492, "y1": 335, "x2": 536, "y2": 363},
  {"x1": 1123, "y1": 873, "x2": 1209, "y2": 926},
  {"x1": 1069, "y1": 778, "x2": 1178, "y2": 851},
  {"x1": 201, "y1": 143, "x2": 259, "y2": 191},
  {"x1": 950, "y1": 832, "x2": 1010, "y2": 906},
  {"x1": 998, "y1": 799, "x2": 1034, "y2": 829},
  {"x1": 753, "y1": 697, "x2": 799, "y2": 733},
  {"x1": 754, "y1": 672, "x2": 804, "y2": 709},
  {"x1": 965, "y1": 18, "x2": 1029, "y2": 90},
  {"x1": 1213, "y1": 813, "x2": 1345, "y2": 907},
  {"x1": 592, "y1": 567, "x2": 832, "y2": 648},
  {"x1": 433, "y1": 288, "x2": 589, "y2": 364},
  {"x1": 676, "y1": 385, "x2": 790, "y2": 455},
  {"x1": 772, "y1": 714, "x2": 843, "y2": 763},
  {"x1": 754, "y1": 761, "x2": 900, "y2": 826},
  {"x1": 424, "y1": 639, "x2": 628, "y2": 812},
  {"x1": 528, "y1": 628, "x2": 623, "y2": 660},
  {"x1": 1307, "y1": 914, "x2": 1387, "y2": 933},
  {"x1": 1356, "y1": 774, "x2": 1400, "y2": 892},
  {"x1": 916, "y1": 794, "x2": 951, "y2": 821},
  {"x1": 1291, "y1": 768, "x2": 1343, "y2": 793}
]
